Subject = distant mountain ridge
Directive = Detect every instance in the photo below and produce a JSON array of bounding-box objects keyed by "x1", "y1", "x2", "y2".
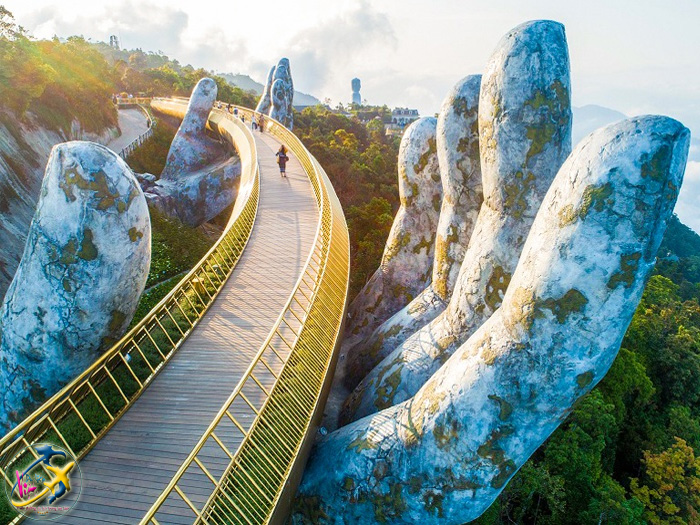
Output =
[
  {"x1": 219, "y1": 73, "x2": 322, "y2": 108},
  {"x1": 572, "y1": 104, "x2": 627, "y2": 146}
]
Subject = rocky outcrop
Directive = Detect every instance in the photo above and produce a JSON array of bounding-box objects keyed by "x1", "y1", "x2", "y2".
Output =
[
  {"x1": 269, "y1": 58, "x2": 294, "y2": 129},
  {"x1": 295, "y1": 115, "x2": 689, "y2": 525},
  {"x1": 343, "y1": 117, "x2": 442, "y2": 361},
  {"x1": 144, "y1": 78, "x2": 240, "y2": 227},
  {"x1": 255, "y1": 65, "x2": 276, "y2": 116},
  {"x1": 0, "y1": 114, "x2": 119, "y2": 302},
  {"x1": 342, "y1": 75, "x2": 483, "y2": 388},
  {"x1": 0, "y1": 141, "x2": 151, "y2": 430},
  {"x1": 341, "y1": 20, "x2": 572, "y2": 423}
]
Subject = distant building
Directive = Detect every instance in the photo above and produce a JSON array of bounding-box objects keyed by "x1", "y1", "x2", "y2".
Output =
[
  {"x1": 109, "y1": 35, "x2": 120, "y2": 50},
  {"x1": 390, "y1": 107, "x2": 420, "y2": 128},
  {"x1": 351, "y1": 78, "x2": 362, "y2": 105}
]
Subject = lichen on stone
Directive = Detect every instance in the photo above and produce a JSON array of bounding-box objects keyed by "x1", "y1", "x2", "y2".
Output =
[
  {"x1": 484, "y1": 266, "x2": 512, "y2": 311},
  {"x1": 608, "y1": 252, "x2": 642, "y2": 289},
  {"x1": 536, "y1": 288, "x2": 588, "y2": 323},
  {"x1": 488, "y1": 394, "x2": 513, "y2": 420},
  {"x1": 576, "y1": 370, "x2": 594, "y2": 389},
  {"x1": 641, "y1": 144, "x2": 672, "y2": 182}
]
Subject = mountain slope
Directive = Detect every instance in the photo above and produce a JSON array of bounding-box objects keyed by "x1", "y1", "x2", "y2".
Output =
[{"x1": 572, "y1": 104, "x2": 627, "y2": 145}]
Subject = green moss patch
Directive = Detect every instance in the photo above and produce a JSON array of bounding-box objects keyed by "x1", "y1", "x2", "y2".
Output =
[{"x1": 536, "y1": 289, "x2": 588, "y2": 324}]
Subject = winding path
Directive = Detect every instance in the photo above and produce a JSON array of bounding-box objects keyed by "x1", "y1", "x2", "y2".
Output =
[{"x1": 107, "y1": 108, "x2": 150, "y2": 154}]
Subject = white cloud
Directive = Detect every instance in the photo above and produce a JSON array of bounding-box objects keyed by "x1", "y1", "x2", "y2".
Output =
[
  {"x1": 18, "y1": 1, "x2": 252, "y2": 74},
  {"x1": 24, "y1": 2, "x2": 189, "y2": 54},
  {"x1": 282, "y1": 2, "x2": 397, "y2": 98}
]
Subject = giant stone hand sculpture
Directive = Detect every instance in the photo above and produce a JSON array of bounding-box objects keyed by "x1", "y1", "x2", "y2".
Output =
[
  {"x1": 341, "y1": 20, "x2": 572, "y2": 423},
  {"x1": 256, "y1": 59, "x2": 295, "y2": 129},
  {"x1": 142, "y1": 77, "x2": 240, "y2": 227},
  {"x1": 0, "y1": 142, "x2": 151, "y2": 431},
  {"x1": 342, "y1": 75, "x2": 483, "y2": 390},
  {"x1": 296, "y1": 114, "x2": 689, "y2": 525},
  {"x1": 160, "y1": 78, "x2": 221, "y2": 179},
  {"x1": 269, "y1": 58, "x2": 295, "y2": 129},
  {"x1": 343, "y1": 117, "x2": 442, "y2": 353},
  {"x1": 297, "y1": 20, "x2": 690, "y2": 524},
  {"x1": 255, "y1": 65, "x2": 276, "y2": 116}
]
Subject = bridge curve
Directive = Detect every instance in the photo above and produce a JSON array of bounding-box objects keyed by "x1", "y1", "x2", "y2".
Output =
[{"x1": 1, "y1": 101, "x2": 349, "y2": 524}]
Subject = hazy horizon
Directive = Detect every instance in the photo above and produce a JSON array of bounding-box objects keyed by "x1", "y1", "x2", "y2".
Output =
[{"x1": 3, "y1": 0, "x2": 699, "y2": 231}]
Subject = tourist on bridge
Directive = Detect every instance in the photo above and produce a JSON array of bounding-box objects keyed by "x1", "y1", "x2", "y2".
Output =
[
  {"x1": 251, "y1": 113, "x2": 257, "y2": 131},
  {"x1": 258, "y1": 114, "x2": 265, "y2": 133},
  {"x1": 276, "y1": 145, "x2": 289, "y2": 177}
]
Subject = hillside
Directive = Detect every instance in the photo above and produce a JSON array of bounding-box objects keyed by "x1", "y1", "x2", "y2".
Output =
[
  {"x1": 0, "y1": 8, "x2": 232, "y2": 303},
  {"x1": 88, "y1": 43, "x2": 257, "y2": 108},
  {"x1": 0, "y1": 12, "x2": 121, "y2": 300}
]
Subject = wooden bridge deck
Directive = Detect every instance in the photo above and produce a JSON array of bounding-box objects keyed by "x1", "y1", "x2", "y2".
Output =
[{"x1": 57, "y1": 131, "x2": 318, "y2": 524}]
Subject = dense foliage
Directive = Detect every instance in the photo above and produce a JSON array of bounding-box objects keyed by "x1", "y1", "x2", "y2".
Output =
[
  {"x1": 125, "y1": 112, "x2": 180, "y2": 175},
  {"x1": 0, "y1": 6, "x2": 257, "y2": 138},
  {"x1": 130, "y1": 207, "x2": 214, "y2": 326},
  {"x1": 294, "y1": 105, "x2": 400, "y2": 299},
  {"x1": 92, "y1": 42, "x2": 258, "y2": 108},
  {"x1": 0, "y1": 8, "x2": 117, "y2": 133}
]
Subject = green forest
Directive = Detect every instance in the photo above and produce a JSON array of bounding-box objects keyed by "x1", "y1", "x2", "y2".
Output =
[
  {"x1": 295, "y1": 106, "x2": 401, "y2": 300},
  {"x1": 1, "y1": 5, "x2": 699, "y2": 521}
]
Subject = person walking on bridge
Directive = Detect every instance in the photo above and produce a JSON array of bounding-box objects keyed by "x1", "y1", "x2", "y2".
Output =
[
  {"x1": 276, "y1": 145, "x2": 289, "y2": 177},
  {"x1": 258, "y1": 114, "x2": 265, "y2": 133}
]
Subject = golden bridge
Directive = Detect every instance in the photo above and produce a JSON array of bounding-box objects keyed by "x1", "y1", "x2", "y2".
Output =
[{"x1": 0, "y1": 99, "x2": 350, "y2": 524}]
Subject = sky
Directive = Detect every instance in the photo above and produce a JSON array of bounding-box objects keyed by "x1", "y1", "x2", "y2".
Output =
[{"x1": 4, "y1": 0, "x2": 700, "y2": 230}]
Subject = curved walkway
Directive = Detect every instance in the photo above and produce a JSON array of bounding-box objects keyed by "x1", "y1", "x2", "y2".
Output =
[
  {"x1": 107, "y1": 108, "x2": 150, "y2": 153},
  {"x1": 58, "y1": 131, "x2": 318, "y2": 524}
]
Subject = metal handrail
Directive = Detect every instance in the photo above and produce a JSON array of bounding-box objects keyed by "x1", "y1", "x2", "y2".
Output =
[
  {"x1": 0, "y1": 103, "x2": 261, "y2": 524},
  {"x1": 140, "y1": 106, "x2": 350, "y2": 525},
  {"x1": 116, "y1": 97, "x2": 152, "y2": 106}
]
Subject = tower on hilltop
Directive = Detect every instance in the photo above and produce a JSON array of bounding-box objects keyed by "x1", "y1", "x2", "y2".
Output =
[{"x1": 351, "y1": 78, "x2": 361, "y2": 105}]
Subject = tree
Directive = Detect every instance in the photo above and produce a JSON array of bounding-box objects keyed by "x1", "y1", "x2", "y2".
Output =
[{"x1": 631, "y1": 438, "x2": 700, "y2": 524}]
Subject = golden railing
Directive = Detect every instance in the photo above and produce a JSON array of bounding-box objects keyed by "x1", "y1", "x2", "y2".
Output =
[
  {"x1": 0, "y1": 103, "x2": 260, "y2": 523},
  {"x1": 140, "y1": 106, "x2": 350, "y2": 525}
]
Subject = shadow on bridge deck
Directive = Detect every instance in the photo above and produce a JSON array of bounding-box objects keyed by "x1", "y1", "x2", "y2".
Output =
[{"x1": 57, "y1": 131, "x2": 318, "y2": 524}]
